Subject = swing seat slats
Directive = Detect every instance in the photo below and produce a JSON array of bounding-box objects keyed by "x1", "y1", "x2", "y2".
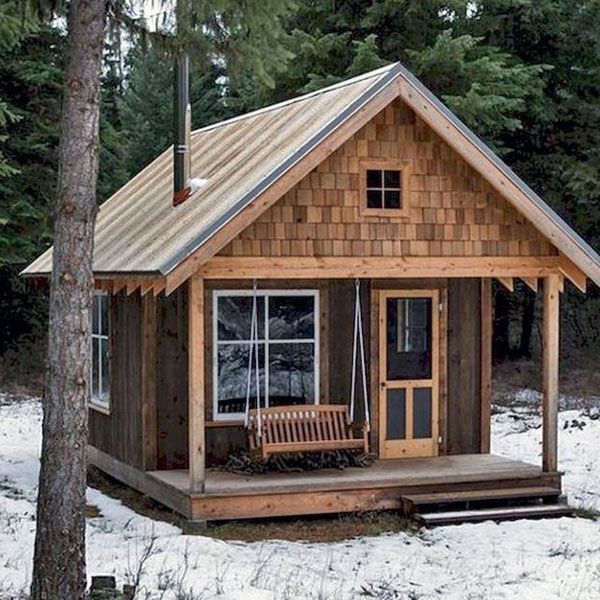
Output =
[{"x1": 247, "y1": 404, "x2": 369, "y2": 460}]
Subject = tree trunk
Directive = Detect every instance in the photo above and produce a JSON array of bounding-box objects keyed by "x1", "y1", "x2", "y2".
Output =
[{"x1": 31, "y1": 1, "x2": 106, "y2": 599}]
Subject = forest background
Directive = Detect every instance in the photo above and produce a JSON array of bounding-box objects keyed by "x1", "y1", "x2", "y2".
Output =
[{"x1": 2, "y1": 0, "x2": 600, "y2": 389}]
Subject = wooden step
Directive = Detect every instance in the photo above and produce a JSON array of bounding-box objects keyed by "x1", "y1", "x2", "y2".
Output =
[
  {"x1": 415, "y1": 503, "x2": 573, "y2": 527},
  {"x1": 402, "y1": 486, "x2": 560, "y2": 512}
]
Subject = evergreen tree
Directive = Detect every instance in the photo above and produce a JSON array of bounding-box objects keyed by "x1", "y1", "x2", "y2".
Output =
[
  {"x1": 120, "y1": 40, "x2": 230, "y2": 178},
  {"x1": 98, "y1": 34, "x2": 130, "y2": 202},
  {"x1": 232, "y1": 0, "x2": 547, "y2": 156},
  {"x1": 0, "y1": 10, "x2": 65, "y2": 360}
]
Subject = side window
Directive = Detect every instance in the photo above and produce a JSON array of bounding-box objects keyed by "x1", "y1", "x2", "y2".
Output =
[
  {"x1": 90, "y1": 292, "x2": 110, "y2": 410},
  {"x1": 360, "y1": 161, "x2": 410, "y2": 217}
]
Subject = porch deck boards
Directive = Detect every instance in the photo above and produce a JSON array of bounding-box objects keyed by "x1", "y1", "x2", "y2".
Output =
[
  {"x1": 89, "y1": 444, "x2": 561, "y2": 521},
  {"x1": 148, "y1": 454, "x2": 544, "y2": 497}
]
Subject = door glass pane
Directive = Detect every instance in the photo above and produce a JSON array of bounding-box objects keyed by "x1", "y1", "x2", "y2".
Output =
[
  {"x1": 413, "y1": 387, "x2": 432, "y2": 439},
  {"x1": 217, "y1": 296, "x2": 265, "y2": 341},
  {"x1": 268, "y1": 343, "x2": 314, "y2": 406},
  {"x1": 387, "y1": 297, "x2": 432, "y2": 380},
  {"x1": 268, "y1": 296, "x2": 314, "y2": 339},
  {"x1": 217, "y1": 343, "x2": 266, "y2": 414},
  {"x1": 386, "y1": 388, "x2": 406, "y2": 440}
]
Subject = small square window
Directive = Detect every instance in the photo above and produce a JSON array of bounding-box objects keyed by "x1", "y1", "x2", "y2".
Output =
[{"x1": 361, "y1": 163, "x2": 408, "y2": 216}]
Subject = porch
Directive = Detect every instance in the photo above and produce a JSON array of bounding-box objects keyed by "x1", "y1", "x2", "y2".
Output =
[{"x1": 87, "y1": 446, "x2": 562, "y2": 521}]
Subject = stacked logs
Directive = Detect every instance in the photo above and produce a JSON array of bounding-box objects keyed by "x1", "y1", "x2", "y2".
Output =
[{"x1": 218, "y1": 449, "x2": 376, "y2": 475}]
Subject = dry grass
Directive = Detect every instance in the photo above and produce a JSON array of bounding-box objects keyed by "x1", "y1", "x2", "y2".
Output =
[
  {"x1": 493, "y1": 356, "x2": 600, "y2": 409},
  {"x1": 87, "y1": 467, "x2": 418, "y2": 543}
]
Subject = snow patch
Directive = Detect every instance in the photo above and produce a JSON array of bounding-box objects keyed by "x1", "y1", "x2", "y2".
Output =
[{"x1": 1, "y1": 392, "x2": 600, "y2": 598}]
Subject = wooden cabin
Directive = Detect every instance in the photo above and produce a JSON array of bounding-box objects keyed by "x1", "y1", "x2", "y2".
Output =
[{"x1": 24, "y1": 63, "x2": 600, "y2": 525}]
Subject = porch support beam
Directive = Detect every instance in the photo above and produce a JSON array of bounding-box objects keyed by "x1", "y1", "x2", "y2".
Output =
[
  {"x1": 141, "y1": 293, "x2": 158, "y2": 471},
  {"x1": 480, "y1": 279, "x2": 492, "y2": 453},
  {"x1": 188, "y1": 271, "x2": 206, "y2": 493},
  {"x1": 200, "y1": 256, "x2": 562, "y2": 280},
  {"x1": 542, "y1": 274, "x2": 560, "y2": 472}
]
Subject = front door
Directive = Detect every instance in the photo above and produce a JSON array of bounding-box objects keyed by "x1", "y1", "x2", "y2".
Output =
[{"x1": 378, "y1": 290, "x2": 440, "y2": 458}]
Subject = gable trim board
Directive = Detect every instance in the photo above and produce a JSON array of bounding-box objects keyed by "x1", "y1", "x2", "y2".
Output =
[{"x1": 23, "y1": 62, "x2": 600, "y2": 293}]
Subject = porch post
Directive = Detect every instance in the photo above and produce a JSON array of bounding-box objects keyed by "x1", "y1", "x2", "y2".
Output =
[
  {"x1": 188, "y1": 271, "x2": 205, "y2": 493},
  {"x1": 480, "y1": 278, "x2": 492, "y2": 453},
  {"x1": 542, "y1": 274, "x2": 560, "y2": 472}
]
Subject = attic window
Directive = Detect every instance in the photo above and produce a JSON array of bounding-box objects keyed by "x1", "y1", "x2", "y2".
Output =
[{"x1": 360, "y1": 161, "x2": 410, "y2": 217}]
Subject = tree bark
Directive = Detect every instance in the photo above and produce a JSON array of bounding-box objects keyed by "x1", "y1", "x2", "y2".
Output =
[{"x1": 31, "y1": 1, "x2": 106, "y2": 599}]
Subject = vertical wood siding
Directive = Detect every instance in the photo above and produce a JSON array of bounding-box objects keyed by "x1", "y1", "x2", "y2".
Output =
[
  {"x1": 156, "y1": 285, "x2": 189, "y2": 469},
  {"x1": 447, "y1": 279, "x2": 483, "y2": 454},
  {"x1": 88, "y1": 291, "x2": 144, "y2": 468}
]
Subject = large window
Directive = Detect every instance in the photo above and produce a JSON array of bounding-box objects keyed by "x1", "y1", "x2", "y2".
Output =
[
  {"x1": 213, "y1": 290, "x2": 319, "y2": 421},
  {"x1": 90, "y1": 291, "x2": 110, "y2": 411}
]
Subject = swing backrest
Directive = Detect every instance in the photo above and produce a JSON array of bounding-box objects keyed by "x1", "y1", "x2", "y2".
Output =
[{"x1": 247, "y1": 404, "x2": 368, "y2": 459}]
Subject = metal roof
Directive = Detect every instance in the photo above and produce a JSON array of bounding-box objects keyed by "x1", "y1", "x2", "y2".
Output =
[
  {"x1": 23, "y1": 61, "x2": 600, "y2": 287},
  {"x1": 23, "y1": 64, "x2": 399, "y2": 276}
]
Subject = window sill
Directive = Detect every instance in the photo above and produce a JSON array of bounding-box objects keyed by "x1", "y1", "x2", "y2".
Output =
[
  {"x1": 89, "y1": 402, "x2": 111, "y2": 416},
  {"x1": 360, "y1": 207, "x2": 410, "y2": 219}
]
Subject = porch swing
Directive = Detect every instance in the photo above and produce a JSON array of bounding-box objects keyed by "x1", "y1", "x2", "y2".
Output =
[{"x1": 246, "y1": 280, "x2": 370, "y2": 461}]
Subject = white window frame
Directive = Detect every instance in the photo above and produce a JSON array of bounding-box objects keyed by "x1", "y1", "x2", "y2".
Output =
[
  {"x1": 212, "y1": 289, "x2": 320, "y2": 421},
  {"x1": 90, "y1": 290, "x2": 110, "y2": 413}
]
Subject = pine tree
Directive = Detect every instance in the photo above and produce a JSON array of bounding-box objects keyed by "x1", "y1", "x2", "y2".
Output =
[
  {"x1": 231, "y1": 0, "x2": 547, "y2": 156},
  {"x1": 97, "y1": 33, "x2": 129, "y2": 202},
  {"x1": 0, "y1": 8, "x2": 65, "y2": 360},
  {"x1": 120, "y1": 40, "x2": 229, "y2": 178}
]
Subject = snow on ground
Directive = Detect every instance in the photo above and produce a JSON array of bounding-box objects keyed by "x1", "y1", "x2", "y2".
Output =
[{"x1": 1, "y1": 392, "x2": 600, "y2": 599}]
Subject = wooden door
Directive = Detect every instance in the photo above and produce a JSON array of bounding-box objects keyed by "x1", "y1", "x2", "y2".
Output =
[{"x1": 378, "y1": 290, "x2": 440, "y2": 458}]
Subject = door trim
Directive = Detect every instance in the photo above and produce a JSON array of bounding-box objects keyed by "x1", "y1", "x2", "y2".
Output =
[{"x1": 378, "y1": 289, "x2": 440, "y2": 459}]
